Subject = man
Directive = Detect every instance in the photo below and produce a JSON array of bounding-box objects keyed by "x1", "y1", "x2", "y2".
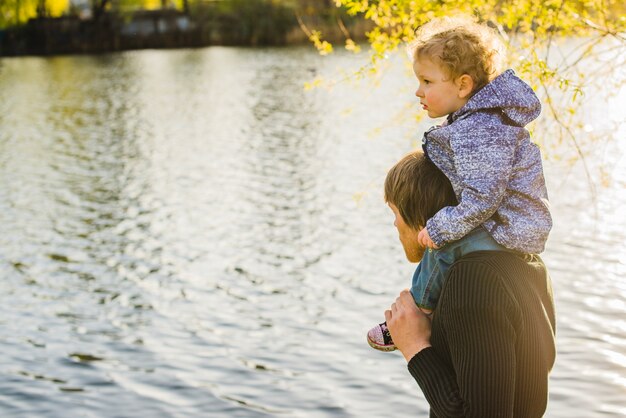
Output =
[{"x1": 383, "y1": 150, "x2": 556, "y2": 417}]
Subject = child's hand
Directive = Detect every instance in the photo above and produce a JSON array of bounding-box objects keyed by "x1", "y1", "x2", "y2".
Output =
[{"x1": 418, "y1": 228, "x2": 439, "y2": 249}]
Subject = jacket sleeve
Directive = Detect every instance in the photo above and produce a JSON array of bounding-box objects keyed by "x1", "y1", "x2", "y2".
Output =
[
  {"x1": 426, "y1": 124, "x2": 522, "y2": 247},
  {"x1": 407, "y1": 261, "x2": 519, "y2": 417}
]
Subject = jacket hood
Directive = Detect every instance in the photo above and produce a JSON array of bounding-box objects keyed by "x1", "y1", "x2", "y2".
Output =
[{"x1": 451, "y1": 69, "x2": 541, "y2": 127}]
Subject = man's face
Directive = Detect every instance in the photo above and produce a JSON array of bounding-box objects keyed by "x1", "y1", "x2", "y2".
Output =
[{"x1": 389, "y1": 203, "x2": 425, "y2": 263}]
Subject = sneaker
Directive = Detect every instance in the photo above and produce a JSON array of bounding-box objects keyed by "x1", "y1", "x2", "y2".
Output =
[{"x1": 366, "y1": 321, "x2": 397, "y2": 351}]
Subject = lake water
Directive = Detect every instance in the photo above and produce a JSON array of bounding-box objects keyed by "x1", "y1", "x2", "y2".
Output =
[{"x1": 0, "y1": 46, "x2": 625, "y2": 417}]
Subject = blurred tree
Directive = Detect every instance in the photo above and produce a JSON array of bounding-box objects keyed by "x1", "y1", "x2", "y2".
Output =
[
  {"x1": 1, "y1": 0, "x2": 68, "y2": 27},
  {"x1": 0, "y1": 0, "x2": 190, "y2": 27},
  {"x1": 36, "y1": 0, "x2": 47, "y2": 17},
  {"x1": 313, "y1": 0, "x2": 625, "y2": 181},
  {"x1": 333, "y1": 0, "x2": 624, "y2": 69},
  {"x1": 91, "y1": 0, "x2": 110, "y2": 20}
]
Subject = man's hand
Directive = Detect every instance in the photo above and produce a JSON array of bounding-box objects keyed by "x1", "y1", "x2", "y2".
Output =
[
  {"x1": 418, "y1": 228, "x2": 439, "y2": 249},
  {"x1": 385, "y1": 290, "x2": 432, "y2": 362}
]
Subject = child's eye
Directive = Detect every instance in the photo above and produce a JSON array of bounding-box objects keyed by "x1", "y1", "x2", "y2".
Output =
[{"x1": 423, "y1": 79, "x2": 431, "y2": 84}]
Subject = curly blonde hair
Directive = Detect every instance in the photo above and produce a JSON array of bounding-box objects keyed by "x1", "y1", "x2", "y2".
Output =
[{"x1": 408, "y1": 16, "x2": 505, "y2": 92}]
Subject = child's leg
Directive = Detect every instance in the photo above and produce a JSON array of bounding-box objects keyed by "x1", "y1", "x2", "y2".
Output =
[
  {"x1": 367, "y1": 255, "x2": 437, "y2": 352},
  {"x1": 410, "y1": 248, "x2": 442, "y2": 312},
  {"x1": 368, "y1": 228, "x2": 508, "y2": 351},
  {"x1": 436, "y1": 227, "x2": 507, "y2": 266},
  {"x1": 415, "y1": 227, "x2": 507, "y2": 310}
]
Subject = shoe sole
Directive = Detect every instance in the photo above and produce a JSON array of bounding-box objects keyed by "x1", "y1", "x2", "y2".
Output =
[{"x1": 366, "y1": 335, "x2": 397, "y2": 352}]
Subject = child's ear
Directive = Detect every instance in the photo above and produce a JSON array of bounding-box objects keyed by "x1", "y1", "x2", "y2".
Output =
[{"x1": 457, "y1": 74, "x2": 474, "y2": 99}]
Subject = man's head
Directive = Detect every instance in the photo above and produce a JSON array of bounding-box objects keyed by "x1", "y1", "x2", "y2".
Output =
[{"x1": 384, "y1": 151, "x2": 457, "y2": 262}]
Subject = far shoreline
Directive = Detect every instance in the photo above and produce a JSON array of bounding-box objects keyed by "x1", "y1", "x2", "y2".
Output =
[{"x1": 0, "y1": 9, "x2": 371, "y2": 58}]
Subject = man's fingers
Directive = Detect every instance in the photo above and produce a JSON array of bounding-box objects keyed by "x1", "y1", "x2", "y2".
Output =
[
  {"x1": 400, "y1": 290, "x2": 413, "y2": 302},
  {"x1": 384, "y1": 309, "x2": 392, "y2": 321},
  {"x1": 398, "y1": 290, "x2": 419, "y2": 314}
]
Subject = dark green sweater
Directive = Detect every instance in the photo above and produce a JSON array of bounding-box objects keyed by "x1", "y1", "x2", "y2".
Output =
[{"x1": 408, "y1": 251, "x2": 556, "y2": 417}]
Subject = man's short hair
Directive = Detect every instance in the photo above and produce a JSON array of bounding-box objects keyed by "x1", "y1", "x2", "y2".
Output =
[{"x1": 384, "y1": 150, "x2": 457, "y2": 230}]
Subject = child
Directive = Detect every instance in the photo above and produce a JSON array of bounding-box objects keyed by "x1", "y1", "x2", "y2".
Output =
[{"x1": 367, "y1": 16, "x2": 552, "y2": 351}]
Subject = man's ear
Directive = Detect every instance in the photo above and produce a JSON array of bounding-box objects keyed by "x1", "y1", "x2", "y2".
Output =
[{"x1": 456, "y1": 74, "x2": 474, "y2": 99}]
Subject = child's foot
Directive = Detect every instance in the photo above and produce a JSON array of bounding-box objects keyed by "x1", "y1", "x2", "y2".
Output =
[{"x1": 366, "y1": 321, "x2": 396, "y2": 351}]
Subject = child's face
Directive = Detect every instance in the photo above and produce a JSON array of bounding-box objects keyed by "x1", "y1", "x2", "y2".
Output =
[{"x1": 413, "y1": 57, "x2": 469, "y2": 119}]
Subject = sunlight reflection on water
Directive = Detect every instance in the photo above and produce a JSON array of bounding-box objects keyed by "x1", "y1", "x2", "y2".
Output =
[{"x1": 0, "y1": 46, "x2": 625, "y2": 417}]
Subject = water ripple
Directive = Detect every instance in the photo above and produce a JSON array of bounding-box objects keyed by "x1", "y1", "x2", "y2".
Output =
[{"x1": 0, "y1": 47, "x2": 625, "y2": 417}]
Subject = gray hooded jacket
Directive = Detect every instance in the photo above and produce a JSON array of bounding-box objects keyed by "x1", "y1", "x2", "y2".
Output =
[{"x1": 423, "y1": 69, "x2": 552, "y2": 254}]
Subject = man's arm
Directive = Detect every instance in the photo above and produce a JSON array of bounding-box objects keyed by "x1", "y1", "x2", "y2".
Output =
[{"x1": 404, "y1": 261, "x2": 520, "y2": 417}]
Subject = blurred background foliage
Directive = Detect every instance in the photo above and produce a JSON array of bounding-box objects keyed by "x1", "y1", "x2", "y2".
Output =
[
  {"x1": 1, "y1": 0, "x2": 68, "y2": 27},
  {"x1": 318, "y1": 0, "x2": 625, "y2": 175},
  {"x1": 1, "y1": 0, "x2": 623, "y2": 169},
  {"x1": 0, "y1": 0, "x2": 365, "y2": 50},
  {"x1": 0, "y1": 0, "x2": 344, "y2": 29}
]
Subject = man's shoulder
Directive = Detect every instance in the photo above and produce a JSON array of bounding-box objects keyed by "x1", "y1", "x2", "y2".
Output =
[
  {"x1": 444, "y1": 251, "x2": 547, "y2": 298},
  {"x1": 452, "y1": 250, "x2": 545, "y2": 277},
  {"x1": 457, "y1": 250, "x2": 542, "y2": 264}
]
